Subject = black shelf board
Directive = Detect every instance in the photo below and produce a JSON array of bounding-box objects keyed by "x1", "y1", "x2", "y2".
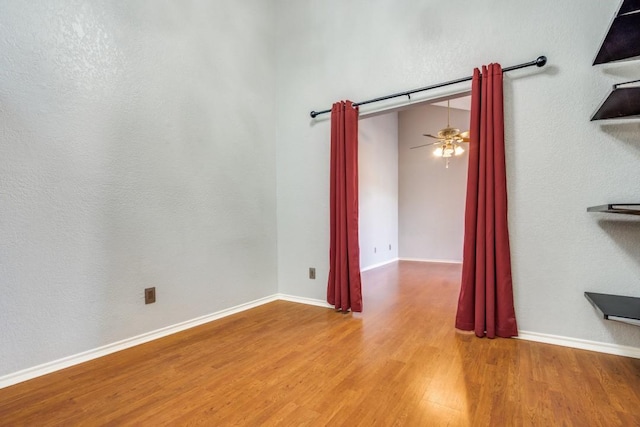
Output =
[
  {"x1": 591, "y1": 86, "x2": 640, "y2": 120},
  {"x1": 585, "y1": 292, "x2": 640, "y2": 326},
  {"x1": 594, "y1": 12, "x2": 640, "y2": 65},
  {"x1": 587, "y1": 204, "x2": 640, "y2": 215}
]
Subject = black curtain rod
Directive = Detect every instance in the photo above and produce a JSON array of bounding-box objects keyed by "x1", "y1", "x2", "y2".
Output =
[{"x1": 309, "y1": 55, "x2": 547, "y2": 118}]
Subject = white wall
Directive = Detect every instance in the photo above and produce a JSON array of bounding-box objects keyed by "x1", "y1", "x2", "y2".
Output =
[
  {"x1": 275, "y1": 0, "x2": 640, "y2": 349},
  {"x1": 359, "y1": 113, "x2": 399, "y2": 269},
  {"x1": 0, "y1": 1, "x2": 277, "y2": 377},
  {"x1": 398, "y1": 104, "x2": 469, "y2": 262},
  {"x1": 3, "y1": 0, "x2": 640, "y2": 380}
]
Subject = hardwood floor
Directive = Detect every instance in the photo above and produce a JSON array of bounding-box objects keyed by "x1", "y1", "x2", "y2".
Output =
[{"x1": 1, "y1": 261, "x2": 639, "y2": 426}]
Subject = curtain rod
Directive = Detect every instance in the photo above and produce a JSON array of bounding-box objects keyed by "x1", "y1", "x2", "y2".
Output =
[{"x1": 309, "y1": 55, "x2": 547, "y2": 118}]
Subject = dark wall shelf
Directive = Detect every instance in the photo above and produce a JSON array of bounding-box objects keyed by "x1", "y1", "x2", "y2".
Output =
[
  {"x1": 594, "y1": 12, "x2": 640, "y2": 65},
  {"x1": 587, "y1": 204, "x2": 640, "y2": 215},
  {"x1": 585, "y1": 292, "x2": 640, "y2": 326},
  {"x1": 591, "y1": 84, "x2": 640, "y2": 121},
  {"x1": 585, "y1": 2, "x2": 640, "y2": 328},
  {"x1": 594, "y1": 0, "x2": 640, "y2": 65},
  {"x1": 592, "y1": 0, "x2": 640, "y2": 120}
]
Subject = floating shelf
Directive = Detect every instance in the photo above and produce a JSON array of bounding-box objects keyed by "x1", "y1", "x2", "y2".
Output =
[
  {"x1": 585, "y1": 292, "x2": 640, "y2": 326},
  {"x1": 591, "y1": 82, "x2": 640, "y2": 121},
  {"x1": 593, "y1": 0, "x2": 640, "y2": 65},
  {"x1": 587, "y1": 204, "x2": 640, "y2": 215}
]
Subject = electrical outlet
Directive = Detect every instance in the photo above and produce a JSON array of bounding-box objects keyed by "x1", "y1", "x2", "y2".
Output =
[
  {"x1": 389, "y1": 244, "x2": 391, "y2": 250},
  {"x1": 374, "y1": 247, "x2": 377, "y2": 253},
  {"x1": 145, "y1": 287, "x2": 156, "y2": 304},
  {"x1": 309, "y1": 267, "x2": 316, "y2": 280}
]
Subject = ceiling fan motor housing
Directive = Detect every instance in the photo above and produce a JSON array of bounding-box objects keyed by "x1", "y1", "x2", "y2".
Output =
[{"x1": 437, "y1": 127, "x2": 462, "y2": 139}]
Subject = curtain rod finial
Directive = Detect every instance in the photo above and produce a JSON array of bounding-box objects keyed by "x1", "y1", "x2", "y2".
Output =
[
  {"x1": 536, "y1": 56, "x2": 547, "y2": 67},
  {"x1": 310, "y1": 111, "x2": 318, "y2": 118}
]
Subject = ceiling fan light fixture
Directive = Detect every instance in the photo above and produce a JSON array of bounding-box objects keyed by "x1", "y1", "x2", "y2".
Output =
[
  {"x1": 443, "y1": 146, "x2": 454, "y2": 157},
  {"x1": 413, "y1": 99, "x2": 470, "y2": 166}
]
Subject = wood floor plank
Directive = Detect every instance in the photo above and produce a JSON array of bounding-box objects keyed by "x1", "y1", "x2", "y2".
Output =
[{"x1": 1, "y1": 261, "x2": 640, "y2": 425}]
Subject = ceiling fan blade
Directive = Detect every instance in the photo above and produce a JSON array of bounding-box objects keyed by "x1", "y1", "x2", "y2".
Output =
[
  {"x1": 422, "y1": 134, "x2": 441, "y2": 139},
  {"x1": 410, "y1": 142, "x2": 438, "y2": 149},
  {"x1": 459, "y1": 130, "x2": 470, "y2": 142}
]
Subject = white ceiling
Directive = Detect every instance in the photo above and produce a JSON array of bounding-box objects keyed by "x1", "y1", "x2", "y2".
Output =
[{"x1": 431, "y1": 96, "x2": 471, "y2": 111}]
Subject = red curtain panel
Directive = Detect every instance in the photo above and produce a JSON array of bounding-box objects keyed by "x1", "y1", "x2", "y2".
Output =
[
  {"x1": 455, "y1": 64, "x2": 518, "y2": 338},
  {"x1": 327, "y1": 100, "x2": 363, "y2": 312}
]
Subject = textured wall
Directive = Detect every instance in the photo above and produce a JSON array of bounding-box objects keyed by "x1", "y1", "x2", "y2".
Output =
[
  {"x1": 0, "y1": 1, "x2": 277, "y2": 376},
  {"x1": 398, "y1": 104, "x2": 470, "y2": 262},
  {"x1": 276, "y1": 0, "x2": 640, "y2": 347},
  {"x1": 3, "y1": 0, "x2": 640, "y2": 380},
  {"x1": 358, "y1": 112, "x2": 398, "y2": 269}
]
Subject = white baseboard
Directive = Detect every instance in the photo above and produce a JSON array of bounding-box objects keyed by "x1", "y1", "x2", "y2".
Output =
[
  {"x1": 399, "y1": 257, "x2": 462, "y2": 264},
  {"x1": 277, "y1": 294, "x2": 333, "y2": 308},
  {"x1": 360, "y1": 258, "x2": 399, "y2": 272},
  {"x1": 0, "y1": 294, "x2": 279, "y2": 389},
  {"x1": 5, "y1": 295, "x2": 639, "y2": 389},
  {"x1": 517, "y1": 331, "x2": 640, "y2": 359}
]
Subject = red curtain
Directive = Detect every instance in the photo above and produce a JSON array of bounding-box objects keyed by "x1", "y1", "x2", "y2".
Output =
[
  {"x1": 327, "y1": 100, "x2": 363, "y2": 312},
  {"x1": 455, "y1": 64, "x2": 518, "y2": 338}
]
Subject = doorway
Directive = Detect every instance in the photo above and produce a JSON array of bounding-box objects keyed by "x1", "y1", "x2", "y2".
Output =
[{"x1": 358, "y1": 95, "x2": 471, "y2": 271}]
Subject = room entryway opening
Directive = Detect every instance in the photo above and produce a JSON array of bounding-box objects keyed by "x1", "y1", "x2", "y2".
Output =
[{"x1": 358, "y1": 93, "x2": 471, "y2": 272}]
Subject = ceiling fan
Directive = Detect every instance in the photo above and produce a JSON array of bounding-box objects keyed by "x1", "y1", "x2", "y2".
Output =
[{"x1": 410, "y1": 100, "x2": 470, "y2": 167}]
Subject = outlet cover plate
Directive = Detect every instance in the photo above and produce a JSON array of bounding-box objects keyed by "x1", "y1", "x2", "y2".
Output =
[{"x1": 145, "y1": 287, "x2": 156, "y2": 304}]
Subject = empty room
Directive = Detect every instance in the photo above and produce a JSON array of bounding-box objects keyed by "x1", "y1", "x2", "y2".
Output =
[{"x1": 1, "y1": 1, "x2": 640, "y2": 425}]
